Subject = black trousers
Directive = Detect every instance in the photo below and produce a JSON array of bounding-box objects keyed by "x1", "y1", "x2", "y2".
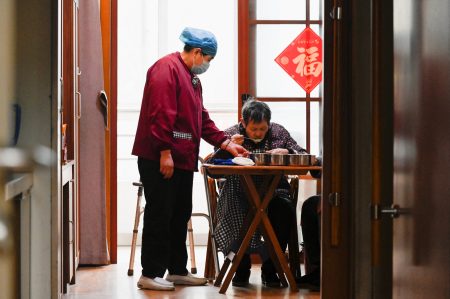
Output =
[
  {"x1": 264, "y1": 194, "x2": 297, "y2": 273},
  {"x1": 301, "y1": 195, "x2": 321, "y2": 273},
  {"x1": 138, "y1": 157, "x2": 193, "y2": 278},
  {"x1": 267, "y1": 196, "x2": 296, "y2": 252}
]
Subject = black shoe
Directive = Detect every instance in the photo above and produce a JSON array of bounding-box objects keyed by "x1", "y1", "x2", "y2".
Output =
[
  {"x1": 261, "y1": 271, "x2": 282, "y2": 288},
  {"x1": 232, "y1": 253, "x2": 251, "y2": 287},
  {"x1": 232, "y1": 270, "x2": 250, "y2": 287},
  {"x1": 296, "y1": 270, "x2": 320, "y2": 291},
  {"x1": 260, "y1": 258, "x2": 283, "y2": 288}
]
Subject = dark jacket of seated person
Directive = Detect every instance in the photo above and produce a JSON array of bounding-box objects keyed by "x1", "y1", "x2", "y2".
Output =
[{"x1": 214, "y1": 121, "x2": 307, "y2": 256}]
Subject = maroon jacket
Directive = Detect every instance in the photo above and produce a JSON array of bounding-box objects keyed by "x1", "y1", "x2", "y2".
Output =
[{"x1": 132, "y1": 52, "x2": 227, "y2": 171}]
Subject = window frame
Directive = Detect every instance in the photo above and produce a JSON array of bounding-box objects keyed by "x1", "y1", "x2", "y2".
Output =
[{"x1": 237, "y1": 0, "x2": 323, "y2": 152}]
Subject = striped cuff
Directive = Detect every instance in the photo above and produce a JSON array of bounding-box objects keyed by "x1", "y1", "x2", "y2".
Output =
[{"x1": 173, "y1": 131, "x2": 192, "y2": 140}]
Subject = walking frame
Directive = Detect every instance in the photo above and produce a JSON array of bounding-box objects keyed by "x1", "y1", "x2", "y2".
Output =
[{"x1": 127, "y1": 157, "x2": 220, "y2": 281}]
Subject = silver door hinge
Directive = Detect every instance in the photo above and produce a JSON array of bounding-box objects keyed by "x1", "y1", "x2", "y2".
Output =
[
  {"x1": 328, "y1": 192, "x2": 340, "y2": 206},
  {"x1": 330, "y1": 6, "x2": 342, "y2": 20}
]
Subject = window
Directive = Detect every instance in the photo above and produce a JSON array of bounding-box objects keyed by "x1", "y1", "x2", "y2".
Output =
[{"x1": 238, "y1": 0, "x2": 323, "y2": 154}]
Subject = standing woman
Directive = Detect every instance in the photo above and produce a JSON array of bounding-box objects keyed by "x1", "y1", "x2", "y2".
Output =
[{"x1": 132, "y1": 27, "x2": 247, "y2": 291}]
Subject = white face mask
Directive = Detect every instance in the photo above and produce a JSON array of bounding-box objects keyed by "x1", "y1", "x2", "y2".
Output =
[{"x1": 191, "y1": 59, "x2": 210, "y2": 75}]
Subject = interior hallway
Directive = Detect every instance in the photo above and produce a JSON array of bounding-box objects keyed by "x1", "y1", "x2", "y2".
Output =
[{"x1": 62, "y1": 246, "x2": 320, "y2": 299}]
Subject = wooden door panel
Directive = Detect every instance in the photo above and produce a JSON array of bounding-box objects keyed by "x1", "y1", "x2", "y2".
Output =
[
  {"x1": 78, "y1": 0, "x2": 109, "y2": 265},
  {"x1": 100, "y1": 0, "x2": 112, "y2": 268}
]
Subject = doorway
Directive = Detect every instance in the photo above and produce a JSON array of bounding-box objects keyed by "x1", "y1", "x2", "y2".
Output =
[
  {"x1": 117, "y1": 0, "x2": 322, "y2": 258},
  {"x1": 116, "y1": 0, "x2": 324, "y2": 286}
]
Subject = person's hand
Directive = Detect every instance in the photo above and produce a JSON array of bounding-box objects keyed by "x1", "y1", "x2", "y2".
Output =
[
  {"x1": 313, "y1": 156, "x2": 322, "y2": 166},
  {"x1": 220, "y1": 140, "x2": 249, "y2": 157},
  {"x1": 160, "y1": 150, "x2": 174, "y2": 179},
  {"x1": 230, "y1": 134, "x2": 244, "y2": 145},
  {"x1": 266, "y1": 148, "x2": 289, "y2": 155}
]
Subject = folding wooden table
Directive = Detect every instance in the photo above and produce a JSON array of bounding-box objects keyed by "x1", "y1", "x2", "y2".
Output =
[{"x1": 203, "y1": 164, "x2": 322, "y2": 294}]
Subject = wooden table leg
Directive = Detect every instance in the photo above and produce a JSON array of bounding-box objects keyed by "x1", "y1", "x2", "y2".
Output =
[
  {"x1": 218, "y1": 175, "x2": 280, "y2": 294},
  {"x1": 214, "y1": 256, "x2": 231, "y2": 287},
  {"x1": 218, "y1": 202, "x2": 266, "y2": 293},
  {"x1": 214, "y1": 200, "x2": 257, "y2": 287},
  {"x1": 257, "y1": 218, "x2": 289, "y2": 287},
  {"x1": 242, "y1": 174, "x2": 298, "y2": 291},
  {"x1": 259, "y1": 213, "x2": 298, "y2": 291}
]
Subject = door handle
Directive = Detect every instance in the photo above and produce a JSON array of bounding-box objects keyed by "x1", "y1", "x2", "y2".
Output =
[
  {"x1": 99, "y1": 90, "x2": 108, "y2": 129},
  {"x1": 76, "y1": 91, "x2": 81, "y2": 119},
  {"x1": 371, "y1": 203, "x2": 411, "y2": 265},
  {"x1": 372, "y1": 204, "x2": 411, "y2": 220}
]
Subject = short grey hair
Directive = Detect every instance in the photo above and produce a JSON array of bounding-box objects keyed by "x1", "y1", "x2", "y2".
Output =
[{"x1": 241, "y1": 99, "x2": 271, "y2": 124}]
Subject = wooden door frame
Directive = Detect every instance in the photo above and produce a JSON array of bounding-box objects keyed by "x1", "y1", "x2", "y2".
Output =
[
  {"x1": 370, "y1": 0, "x2": 393, "y2": 298},
  {"x1": 237, "y1": 0, "x2": 254, "y2": 118},
  {"x1": 321, "y1": 0, "x2": 352, "y2": 297},
  {"x1": 110, "y1": 0, "x2": 118, "y2": 264},
  {"x1": 99, "y1": 0, "x2": 118, "y2": 264}
]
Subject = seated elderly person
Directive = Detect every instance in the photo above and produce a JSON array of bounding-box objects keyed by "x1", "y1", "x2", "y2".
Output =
[{"x1": 213, "y1": 99, "x2": 308, "y2": 288}]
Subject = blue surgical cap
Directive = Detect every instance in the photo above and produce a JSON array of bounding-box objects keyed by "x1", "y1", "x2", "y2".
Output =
[{"x1": 179, "y1": 27, "x2": 218, "y2": 57}]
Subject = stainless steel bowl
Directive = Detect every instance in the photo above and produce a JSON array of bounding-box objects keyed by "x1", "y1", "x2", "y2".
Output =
[
  {"x1": 287, "y1": 154, "x2": 301, "y2": 165},
  {"x1": 269, "y1": 154, "x2": 288, "y2": 166},
  {"x1": 250, "y1": 153, "x2": 270, "y2": 165},
  {"x1": 287, "y1": 154, "x2": 315, "y2": 166}
]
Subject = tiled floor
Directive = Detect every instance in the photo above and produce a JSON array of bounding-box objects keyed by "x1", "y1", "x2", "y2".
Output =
[{"x1": 62, "y1": 246, "x2": 320, "y2": 299}]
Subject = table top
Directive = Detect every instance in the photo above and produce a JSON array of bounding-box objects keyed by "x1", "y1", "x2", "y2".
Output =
[{"x1": 202, "y1": 163, "x2": 321, "y2": 176}]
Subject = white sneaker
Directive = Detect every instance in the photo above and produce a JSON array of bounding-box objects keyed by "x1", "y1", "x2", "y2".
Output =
[
  {"x1": 137, "y1": 275, "x2": 175, "y2": 291},
  {"x1": 165, "y1": 272, "x2": 208, "y2": 286}
]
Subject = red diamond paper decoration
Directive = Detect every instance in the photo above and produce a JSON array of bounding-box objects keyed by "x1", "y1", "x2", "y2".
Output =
[{"x1": 275, "y1": 27, "x2": 323, "y2": 93}]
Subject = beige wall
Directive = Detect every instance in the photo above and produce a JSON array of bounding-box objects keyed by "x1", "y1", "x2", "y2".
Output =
[
  {"x1": 0, "y1": 1, "x2": 17, "y2": 299},
  {"x1": 0, "y1": 0, "x2": 15, "y2": 145}
]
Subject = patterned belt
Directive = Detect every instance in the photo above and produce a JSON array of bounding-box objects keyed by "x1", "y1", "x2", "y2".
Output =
[{"x1": 173, "y1": 131, "x2": 192, "y2": 140}]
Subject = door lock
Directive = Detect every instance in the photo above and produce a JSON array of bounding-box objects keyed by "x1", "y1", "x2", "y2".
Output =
[{"x1": 372, "y1": 204, "x2": 410, "y2": 219}]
